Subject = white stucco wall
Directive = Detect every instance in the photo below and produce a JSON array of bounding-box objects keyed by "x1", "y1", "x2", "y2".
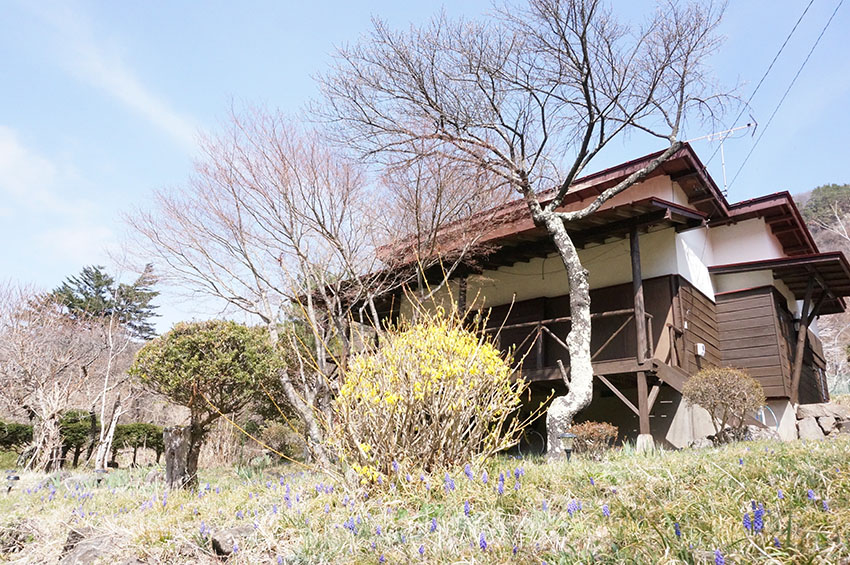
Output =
[{"x1": 709, "y1": 218, "x2": 785, "y2": 265}]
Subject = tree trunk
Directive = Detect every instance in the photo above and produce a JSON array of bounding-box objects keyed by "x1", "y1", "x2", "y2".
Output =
[
  {"x1": 542, "y1": 215, "x2": 595, "y2": 457},
  {"x1": 85, "y1": 409, "x2": 98, "y2": 462},
  {"x1": 95, "y1": 395, "x2": 122, "y2": 470},
  {"x1": 164, "y1": 426, "x2": 191, "y2": 489},
  {"x1": 28, "y1": 415, "x2": 64, "y2": 472}
]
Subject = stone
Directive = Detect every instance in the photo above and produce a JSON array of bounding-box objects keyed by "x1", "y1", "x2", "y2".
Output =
[
  {"x1": 797, "y1": 417, "x2": 825, "y2": 440},
  {"x1": 164, "y1": 426, "x2": 191, "y2": 489},
  {"x1": 797, "y1": 403, "x2": 850, "y2": 420},
  {"x1": 60, "y1": 527, "x2": 125, "y2": 564},
  {"x1": 745, "y1": 425, "x2": 779, "y2": 441},
  {"x1": 211, "y1": 525, "x2": 255, "y2": 557},
  {"x1": 144, "y1": 469, "x2": 163, "y2": 484},
  {"x1": 796, "y1": 404, "x2": 831, "y2": 419},
  {"x1": 835, "y1": 420, "x2": 850, "y2": 435},
  {"x1": 818, "y1": 416, "x2": 837, "y2": 434},
  {"x1": 688, "y1": 437, "x2": 713, "y2": 449},
  {"x1": 635, "y1": 434, "x2": 655, "y2": 453}
]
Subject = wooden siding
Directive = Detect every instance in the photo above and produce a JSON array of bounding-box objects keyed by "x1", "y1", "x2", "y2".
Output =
[
  {"x1": 677, "y1": 277, "x2": 721, "y2": 373},
  {"x1": 716, "y1": 287, "x2": 788, "y2": 398}
]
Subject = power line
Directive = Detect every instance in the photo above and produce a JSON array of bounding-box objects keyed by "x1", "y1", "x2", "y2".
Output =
[
  {"x1": 728, "y1": 0, "x2": 844, "y2": 191},
  {"x1": 705, "y1": 0, "x2": 816, "y2": 168}
]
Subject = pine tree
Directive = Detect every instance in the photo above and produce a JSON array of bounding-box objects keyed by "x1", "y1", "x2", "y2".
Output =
[{"x1": 51, "y1": 264, "x2": 160, "y2": 340}]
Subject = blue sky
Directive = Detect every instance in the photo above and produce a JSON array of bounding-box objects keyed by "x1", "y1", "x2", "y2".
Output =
[{"x1": 1, "y1": 0, "x2": 848, "y2": 331}]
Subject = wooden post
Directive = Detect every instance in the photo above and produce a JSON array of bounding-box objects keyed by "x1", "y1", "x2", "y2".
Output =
[
  {"x1": 630, "y1": 226, "x2": 648, "y2": 365},
  {"x1": 636, "y1": 370, "x2": 654, "y2": 452},
  {"x1": 790, "y1": 276, "x2": 815, "y2": 404},
  {"x1": 457, "y1": 276, "x2": 467, "y2": 314}
]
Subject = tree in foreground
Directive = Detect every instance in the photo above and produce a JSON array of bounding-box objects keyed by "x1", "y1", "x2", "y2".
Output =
[
  {"x1": 129, "y1": 320, "x2": 280, "y2": 488},
  {"x1": 682, "y1": 367, "x2": 765, "y2": 443},
  {"x1": 320, "y1": 0, "x2": 731, "y2": 453}
]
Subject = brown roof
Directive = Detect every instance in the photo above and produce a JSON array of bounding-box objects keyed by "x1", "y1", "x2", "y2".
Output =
[{"x1": 710, "y1": 252, "x2": 850, "y2": 315}]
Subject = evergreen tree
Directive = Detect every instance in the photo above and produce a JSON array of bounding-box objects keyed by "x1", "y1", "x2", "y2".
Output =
[{"x1": 51, "y1": 264, "x2": 160, "y2": 340}]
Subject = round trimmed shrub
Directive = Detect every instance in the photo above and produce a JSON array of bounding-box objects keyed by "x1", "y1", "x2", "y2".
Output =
[{"x1": 682, "y1": 367, "x2": 765, "y2": 441}]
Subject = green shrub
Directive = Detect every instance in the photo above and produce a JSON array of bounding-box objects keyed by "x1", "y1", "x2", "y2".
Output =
[
  {"x1": 112, "y1": 423, "x2": 164, "y2": 465},
  {"x1": 682, "y1": 367, "x2": 765, "y2": 442},
  {"x1": 0, "y1": 421, "x2": 33, "y2": 451},
  {"x1": 332, "y1": 308, "x2": 529, "y2": 481},
  {"x1": 570, "y1": 421, "x2": 618, "y2": 460}
]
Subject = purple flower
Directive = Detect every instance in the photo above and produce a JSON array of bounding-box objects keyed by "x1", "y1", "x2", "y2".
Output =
[
  {"x1": 542, "y1": 499, "x2": 549, "y2": 512},
  {"x1": 464, "y1": 464, "x2": 473, "y2": 480},
  {"x1": 444, "y1": 473, "x2": 455, "y2": 492},
  {"x1": 714, "y1": 549, "x2": 725, "y2": 565},
  {"x1": 514, "y1": 479, "x2": 521, "y2": 491},
  {"x1": 513, "y1": 545, "x2": 518, "y2": 555},
  {"x1": 754, "y1": 504, "x2": 764, "y2": 533},
  {"x1": 429, "y1": 517, "x2": 437, "y2": 533},
  {"x1": 378, "y1": 554, "x2": 385, "y2": 564},
  {"x1": 777, "y1": 489, "x2": 784, "y2": 499},
  {"x1": 272, "y1": 504, "x2": 278, "y2": 514},
  {"x1": 497, "y1": 482, "x2": 504, "y2": 496},
  {"x1": 822, "y1": 500, "x2": 830, "y2": 512},
  {"x1": 418, "y1": 545, "x2": 425, "y2": 556},
  {"x1": 674, "y1": 522, "x2": 680, "y2": 539},
  {"x1": 602, "y1": 504, "x2": 610, "y2": 518},
  {"x1": 481, "y1": 470, "x2": 488, "y2": 484},
  {"x1": 773, "y1": 536, "x2": 781, "y2": 548},
  {"x1": 807, "y1": 489, "x2": 816, "y2": 500},
  {"x1": 590, "y1": 477, "x2": 595, "y2": 486},
  {"x1": 464, "y1": 500, "x2": 471, "y2": 516},
  {"x1": 743, "y1": 512, "x2": 752, "y2": 533},
  {"x1": 739, "y1": 458, "x2": 744, "y2": 466},
  {"x1": 392, "y1": 460, "x2": 399, "y2": 473},
  {"x1": 567, "y1": 499, "x2": 579, "y2": 517},
  {"x1": 406, "y1": 474, "x2": 412, "y2": 483},
  {"x1": 479, "y1": 532, "x2": 487, "y2": 551},
  {"x1": 376, "y1": 525, "x2": 382, "y2": 535}
]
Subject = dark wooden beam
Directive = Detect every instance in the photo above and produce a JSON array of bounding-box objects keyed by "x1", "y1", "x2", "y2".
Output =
[
  {"x1": 647, "y1": 384, "x2": 661, "y2": 413},
  {"x1": 637, "y1": 371, "x2": 651, "y2": 435},
  {"x1": 790, "y1": 275, "x2": 815, "y2": 404},
  {"x1": 597, "y1": 374, "x2": 640, "y2": 417},
  {"x1": 570, "y1": 209, "x2": 669, "y2": 247},
  {"x1": 630, "y1": 225, "x2": 648, "y2": 365}
]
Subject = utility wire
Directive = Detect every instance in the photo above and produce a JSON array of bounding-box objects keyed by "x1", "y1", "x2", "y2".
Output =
[
  {"x1": 705, "y1": 0, "x2": 816, "y2": 167},
  {"x1": 728, "y1": 0, "x2": 844, "y2": 191}
]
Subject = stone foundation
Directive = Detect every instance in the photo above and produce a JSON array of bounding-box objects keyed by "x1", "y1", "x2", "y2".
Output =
[{"x1": 795, "y1": 403, "x2": 850, "y2": 440}]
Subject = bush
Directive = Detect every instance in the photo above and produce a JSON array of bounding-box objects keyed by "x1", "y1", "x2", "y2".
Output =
[
  {"x1": 682, "y1": 367, "x2": 765, "y2": 442},
  {"x1": 570, "y1": 421, "x2": 617, "y2": 460},
  {"x1": 112, "y1": 423, "x2": 164, "y2": 465},
  {"x1": 129, "y1": 320, "x2": 282, "y2": 488},
  {"x1": 332, "y1": 308, "x2": 528, "y2": 480},
  {"x1": 0, "y1": 421, "x2": 33, "y2": 451}
]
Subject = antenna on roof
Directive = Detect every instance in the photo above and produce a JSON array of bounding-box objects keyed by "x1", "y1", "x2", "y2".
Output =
[{"x1": 686, "y1": 120, "x2": 757, "y2": 197}]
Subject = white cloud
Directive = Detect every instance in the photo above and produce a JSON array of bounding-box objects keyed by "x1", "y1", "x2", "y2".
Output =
[
  {"x1": 24, "y1": 2, "x2": 199, "y2": 152},
  {"x1": 36, "y1": 224, "x2": 116, "y2": 266},
  {"x1": 0, "y1": 126, "x2": 60, "y2": 209}
]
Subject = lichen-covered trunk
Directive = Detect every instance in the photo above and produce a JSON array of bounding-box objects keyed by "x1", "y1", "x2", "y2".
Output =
[
  {"x1": 543, "y1": 215, "x2": 595, "y2": 456},
  {"x1": 26, "y1": 415, "x2": 64, "y2": 471}
]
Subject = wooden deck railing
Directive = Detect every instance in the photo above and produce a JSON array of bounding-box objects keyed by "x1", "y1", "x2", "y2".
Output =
[{"x1": 485, "y1": 308, "x2": 654, "y2": 372}]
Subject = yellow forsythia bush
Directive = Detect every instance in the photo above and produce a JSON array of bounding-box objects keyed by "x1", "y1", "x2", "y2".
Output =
[{"x1": 332, "y1": 308, "x2": 528, "y2": 479}]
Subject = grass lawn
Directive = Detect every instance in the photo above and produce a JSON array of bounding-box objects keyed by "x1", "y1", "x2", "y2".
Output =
[{"x1": 1, "y1": 437, "x2": 848, "y2": 563}]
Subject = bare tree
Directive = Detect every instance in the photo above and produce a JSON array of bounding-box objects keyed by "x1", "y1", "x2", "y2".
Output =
[
  {"x1": 127, "y1": 109, "x2": 504, "y2": 465},
  {"x1": 0, "y1": 285, "x2": 101, "y2": 471},
  {"x1": 320, "y1": 0, "x2": 730, "y2": 453}
]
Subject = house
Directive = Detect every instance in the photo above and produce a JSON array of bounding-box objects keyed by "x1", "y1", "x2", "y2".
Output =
[{"x1": 376, "y1": 144, "x2": 850, "y2": 449}]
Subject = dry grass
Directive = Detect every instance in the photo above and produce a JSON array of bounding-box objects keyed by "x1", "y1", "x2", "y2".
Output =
[{"x1": 1, "y1": 436, "x2": 849, "y2": 564}]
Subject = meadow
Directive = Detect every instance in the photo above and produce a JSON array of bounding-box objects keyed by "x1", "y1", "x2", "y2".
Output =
[{"x1": 1, "y1": 437, "x2": 848, "y2": 564}]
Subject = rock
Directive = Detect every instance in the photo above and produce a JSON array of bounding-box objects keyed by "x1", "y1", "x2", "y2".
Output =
[
  {"x1": 145, "y1": 469, "x2": 164, "y2": 484},
  {"x1": 818, "y1": 416, "x2": 837, "y2": 434},
  {"x1": 835, "y1": 420, "x2": 850, "y2": 435},
  {"x1": 796, "y1": 404, "x2": 831, "y2": 419},
  {"x1": 745, "y1": 425, "x2": 779, "y2": 441},
  {"x1": 211, "y1": 525, "x2": 255, "y2": 557},
  {"x1": 688, "y1": 437, "x2": 713, "y2": 449},
  {"x1": 60, "y1": 527, "x2": 125, "y2": 564},
  {"x1": 797, "y1": 403, "x2": 850, "y2": 420},
  {"x1": 797, "y1": 417, "x2": 825, "y2": 440}
]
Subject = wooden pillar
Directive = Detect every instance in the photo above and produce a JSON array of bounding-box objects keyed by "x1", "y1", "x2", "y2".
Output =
[
  {"x1": 636, "y1": 370, "x2": 654, "y2": 452},
  {"x1": 630, "y1": 226, "x2": 648, "y2": 365},
  {"x1": 457, "y1": 276, "x2": 467, "y2": 314},
  {"x1": 790, "y1": 276, "x2": 815, "y2": 404}
]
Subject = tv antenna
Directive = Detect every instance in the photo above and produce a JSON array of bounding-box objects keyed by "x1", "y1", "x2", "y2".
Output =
[{"x1": 686, "y1": 120, "x2": 757, "y2": 196}]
